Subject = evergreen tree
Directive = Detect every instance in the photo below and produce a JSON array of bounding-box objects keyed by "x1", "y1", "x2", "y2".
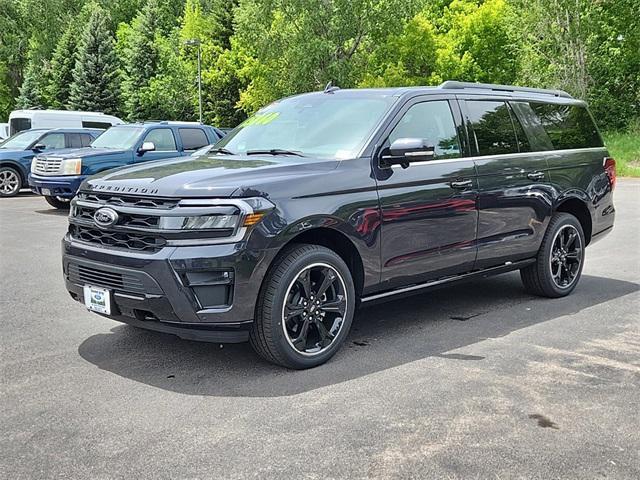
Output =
[
  {"x1": 68, "y1": 6, "x2": 120, "y2": 114},
  {"x1": 47, "y1": 23, "x2": 79, "y2": 108},
  {"x1": 209, "y1": 0, "x2": 239, "y2": 50},
  {"x1": 16, "y1": 59, "x2": 46, "y2": 109},
  {"x1": 123, "y1": 0, "x2": 161, "y2": 120}
]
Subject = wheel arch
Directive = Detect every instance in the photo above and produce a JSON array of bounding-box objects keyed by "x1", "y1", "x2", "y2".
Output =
[
  {"x1": 270, "y1": 226, "x2": 366, "y2": 299},
  {"x1": 554, "y1": 196, "x2": 593, "y2": 245},
  {"x1": 0, "y1": 160, "x2": 27, "y2": 183}
]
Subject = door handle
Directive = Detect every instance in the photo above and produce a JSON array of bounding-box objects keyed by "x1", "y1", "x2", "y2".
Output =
[
  {"x1": 527, "y1": 171, "x2": 545, "y2": 181},
  {"x1": 450, "y1": 179, "x2": 473, "y2": 190}
]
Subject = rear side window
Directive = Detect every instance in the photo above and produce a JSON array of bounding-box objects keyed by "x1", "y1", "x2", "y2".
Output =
[
  {"x1": 66, "y1": 133, "x2": 83, "y2": 148},
  {"x1": 529, "y1": 103, "x2": 603, "y2": 150},
  {"x1": 9, "y1": 118, "x2": 31, "y2": 136},
  {"x1": 143, "y1": 128, "x2": 177, "y2": 151},
  {"x1": 465, "y1": 101, "x2": 523, "y2": 156},
  {"x1": 179, "y1": 128, "x2": 209, "y2": 151},
  {"x1": 388, "y1": 100, "x2": 461, "y2": 159},
  {"x1": 82, "y1": 121, "x2": 113, "y2": 130},
  {"x1": 80, "y1": 134, "x2": 94, "y2": 147}
]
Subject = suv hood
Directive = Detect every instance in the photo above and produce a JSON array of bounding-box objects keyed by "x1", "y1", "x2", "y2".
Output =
[
  {"x1": 83, "y1": 154, "x2": 340, "y2": 198},
  {"x1": 42, "y1": 147, "x2": 130, "y2": 159}
]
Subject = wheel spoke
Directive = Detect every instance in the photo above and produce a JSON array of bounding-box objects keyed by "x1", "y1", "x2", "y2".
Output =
[
  {"x1": 315, "y1": 267, "x2": 336, "y2": 298},
  {"x1": 284, "y1": 302, "x2": 305, "y2": 321},
  {"x1": 320, "y1": 295, "x2": 346, "y2": 315},
  {"x1": 565, "y1": 249, "x2": 581, "y2": 261},
  {"x1": 297, "y1": 268, "x2": 312, "y2": 298},
  {"x1": 314, "y1": 318, "x2": 335, "y2": 347},
  {"x1": 292, "y1": 318, "x2": 310, "y2": 350}
]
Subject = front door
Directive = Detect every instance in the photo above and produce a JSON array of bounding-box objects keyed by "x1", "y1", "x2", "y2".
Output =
[
  {"x1": 136, "y1": 128, "x2": 181, "y2": 164},
  {"x1": 375, "y1": 97, "x2": 478, "y2": 289}
]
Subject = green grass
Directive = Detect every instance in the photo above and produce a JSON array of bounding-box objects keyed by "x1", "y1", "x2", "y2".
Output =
[{"x1": 603, "y1": 123, "x2": 640, "y2": 177}]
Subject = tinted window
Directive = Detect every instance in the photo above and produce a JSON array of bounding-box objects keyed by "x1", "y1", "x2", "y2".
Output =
[
  {"x1": 389, "y1": 101, "x2": 461, "y2": 159},
  {"x1": 82, "y1": 121, "x2": 113, "y2": 130},
  {"x1": 143, "y1": 129, "x2": 177, "y2": 151},
  {"x1": 39, "y1": 133, "x2": 65, "y2": 149},
  {"x1": 66, "y1": 133, "x2": 82, "y2": 148},
  {"x1": 179, "y1": 128, "x2": 208, "y2": 150},
  {"x1": 466, "y1": 101, "x2": 521, "y2": 156},
  {"x1": 530, "y1": 103, "x2": 603, "y2": 150},
  {"x1": 9, "y1": 118, "x2": 31, "y2": 136},
  {"x1": 80, "y1": 134, "x2": 94, "y2": 147}
]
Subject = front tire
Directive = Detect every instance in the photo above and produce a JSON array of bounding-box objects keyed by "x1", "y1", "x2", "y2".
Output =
[
  {"x1": 44, "y1": 195, "x2": 71, "y2": 209},
  {"x1": 0, "y1": 166, "x2": 22, "y2": 197},
  {"x1": 521, "y1": 212, "x2": 585, "y2": 298},
  {"x1": 250, "y1": 244, "x2": 356, "y2": 369}
]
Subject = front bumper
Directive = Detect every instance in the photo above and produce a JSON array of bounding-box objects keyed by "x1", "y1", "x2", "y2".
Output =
[
  {"x1": 29, "y1": 173, "x2": 86, "y2": 198},
  {"x1": 63, "y1": 235, "x2": 278, "y2": 343}
]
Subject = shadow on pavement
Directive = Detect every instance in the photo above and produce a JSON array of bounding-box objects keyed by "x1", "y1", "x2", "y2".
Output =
[{"x1": 77, "y1": 272, "x2": 638, "y2": 397}]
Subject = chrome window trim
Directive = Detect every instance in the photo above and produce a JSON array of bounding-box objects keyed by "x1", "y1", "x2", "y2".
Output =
[{"x1": 387, "y1": 146, "x2": 607, "y2": 168}]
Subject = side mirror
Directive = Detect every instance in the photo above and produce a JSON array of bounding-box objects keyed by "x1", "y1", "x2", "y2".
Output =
[
  {"x1": 32, "y1": 143, "x2": 46, "y2": 152},
  {"x1": 138, "y1": 141, "x2": 156, "y2": 154},
  {"x1": 381, "y1": 138, "x2": 435, "y2": 168}
]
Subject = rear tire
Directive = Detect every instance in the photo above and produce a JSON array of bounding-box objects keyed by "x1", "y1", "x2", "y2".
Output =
[
  {"x1": 0, "y1": 166, "x2": 22, "y2": 197},
  {"x1": 44, "y1": 195, "x2": 71, "y2": 209},
  {"x1": 520, "y1": 212, "x2": 585, "y2": 298},
  {"x1": 249, "y1": 244, "x2": 356, "y2": 369}
]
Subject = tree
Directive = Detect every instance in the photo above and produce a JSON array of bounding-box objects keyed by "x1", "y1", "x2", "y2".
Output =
[
  {"x1": 122, "y1": 0, "x2": 161, "y2": 120},
  {"x1": 69, "y1": 5, "x2": 120, "y2": 114},
  {"x1": 16, "y1": 58, "x2": 46, "y2": 109},
  {"x1": 47, "y1": 22, "x2": 80, "y2": 108}
]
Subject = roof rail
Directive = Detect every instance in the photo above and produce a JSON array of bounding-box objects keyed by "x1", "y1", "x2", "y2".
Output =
[{"x1": 439, "y1": 81, "x2": 572, "y2": 99}]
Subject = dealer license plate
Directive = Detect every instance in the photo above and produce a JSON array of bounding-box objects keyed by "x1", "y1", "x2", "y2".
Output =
[{"x1": 83, "y1": 286, "x2": 111, "y2": 315}]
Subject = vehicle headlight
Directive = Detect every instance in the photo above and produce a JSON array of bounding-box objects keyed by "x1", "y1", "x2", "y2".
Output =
[
  {"x1": 159, "y1": 214, "x2": 240, "y2": 230},
  {"x1": 61, "y1": 158, "x2": 82, "y2": 175}
]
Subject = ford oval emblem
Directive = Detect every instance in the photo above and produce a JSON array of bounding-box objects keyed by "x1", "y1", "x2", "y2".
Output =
[{"x1": 93, "y1": 207, "x2": 119, "y2": 228}]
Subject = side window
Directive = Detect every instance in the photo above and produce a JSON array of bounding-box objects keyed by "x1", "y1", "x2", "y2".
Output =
[
  {"x1": 143, "y1": 128, "x2": 177, "y2": 151},
  {"x1": 80, "y1": 134, "x2": 94, "y2": 147},
  {"x1": 509, "y1": 101, "x2": 554, "y2": 151},
  {"x1": 66, "y1": 133, "x2": 83, "y2": 148},
  {"x1": 39, "y1": 133, "x2": 66, "y2": 150},
  {"x1": 179, "y1": 128, "x2": 209, "y2": 151},
  {"x1": 529, "y1": 103, "x2": 603, "y2": 150},
  {"x1": 82, "y1": 121, "x2": 113, "y2": 130},
  {"x1": 465, "y1": 101, "x2": 520, "y2": 156},
  {"x1": 388, "y1": 100, "x2": 461, "y2": 159}
]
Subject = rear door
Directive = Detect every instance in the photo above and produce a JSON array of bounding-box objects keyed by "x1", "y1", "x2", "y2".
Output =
[
  {"x1": 461, "y1": 98, "x2": 553, "y2": 269},
  {"x1": 178, "y1": 127, "x2": 210, "y2": 153},
  {"x1": 375, "y1": 96, "x2": 478, "y2": 289}
]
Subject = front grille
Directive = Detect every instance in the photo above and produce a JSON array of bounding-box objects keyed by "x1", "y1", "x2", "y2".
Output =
[
  {"x1": 67, "y1": 263, "x2": 145, "y2": 293},
  {"x1": 75, "y1": 204, "x2": 160, "y2": 228},
  {"x1": 33, "y1": 157, "x2": 62, "y2": 175},
  {"x1": 69, "y1": 224, "x2": 165, "y2": 252},
  {"x1": 77, "y1": 192, "x2": 179, "y2": 209}
]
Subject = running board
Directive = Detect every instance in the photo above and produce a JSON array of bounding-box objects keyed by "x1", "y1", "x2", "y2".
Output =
[{"x1": 361, "y1": 258, "x2": 535, "y2": 304}]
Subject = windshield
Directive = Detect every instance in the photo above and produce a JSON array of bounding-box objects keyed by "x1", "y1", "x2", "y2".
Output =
[
  {"x1": 216, "y1": 93, "x2": 397, "y2": 159},
  {"x1": 0, "y1": 130, "x2": 43, "y2": 150},
  {"x1": 90, "y1": 126, "x2": 145, "y2": 149}
]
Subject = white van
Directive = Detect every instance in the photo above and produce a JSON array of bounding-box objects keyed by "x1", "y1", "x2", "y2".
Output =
[
  {"x1": 0, "y1": 123, "x2": 9, "y2": 140},
  {"x1": 8, "y1": 109, "x2": 123, "y2": 136}
]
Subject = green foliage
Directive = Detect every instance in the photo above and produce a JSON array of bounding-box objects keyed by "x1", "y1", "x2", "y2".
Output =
[
  {"x1": 121, "y1": 0, "x2": 161, "y2": 120},
  {"x1": 69, "y1": 5, "x2": 120, "y2": 114},
  {"x1": 16, "y1": 58, "x2": 47, "y2": 109},
  {"x1": 603, "y1": 122, "x2": 640, "y2": 177},
  {"x1": 0, "y1": 0, "x2": 637, "y2": 136}
]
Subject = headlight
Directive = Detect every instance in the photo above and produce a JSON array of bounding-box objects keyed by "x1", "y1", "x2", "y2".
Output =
[
  {"x1": 61, "y1": 158, "x2": 82, "y2": 175},
  {"x1": 159, "y1": 214, "x2": 240, "y2": 230}
]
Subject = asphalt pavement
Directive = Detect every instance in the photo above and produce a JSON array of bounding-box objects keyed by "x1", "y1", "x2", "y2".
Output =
[{"x1": 1, "y1": 180, "x2": 639, "y2": 479}]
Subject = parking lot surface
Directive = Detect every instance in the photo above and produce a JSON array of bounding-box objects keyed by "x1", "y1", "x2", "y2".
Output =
[{"x1": 1, "y1": 180, "x2": 639, "y2": 479}]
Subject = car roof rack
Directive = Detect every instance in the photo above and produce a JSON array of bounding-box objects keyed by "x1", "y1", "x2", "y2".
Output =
[{"x1": 439, "y1": 81, "x2": 573, "y2": 99}]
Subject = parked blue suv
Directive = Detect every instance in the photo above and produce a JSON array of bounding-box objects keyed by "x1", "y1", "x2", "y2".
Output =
[
  {"x1": 0, "y1": 128, "x2": 101, "y2": 197},
  {"x1": 29, "y1": 122, "x2": 223, "y2": 208}
]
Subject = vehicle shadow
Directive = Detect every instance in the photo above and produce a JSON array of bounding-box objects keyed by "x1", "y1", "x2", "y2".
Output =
[
  {"x1": 34, "y1": 208, "x2": 68, "y2": 216},
  {"x1": 77, "y1": 273, "x2": 638, "y2": 397}
]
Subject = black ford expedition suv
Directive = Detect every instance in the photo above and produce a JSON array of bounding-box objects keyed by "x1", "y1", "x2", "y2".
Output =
[{"x1": 63, "y1": 81, "x2": 616, "y2": 369}]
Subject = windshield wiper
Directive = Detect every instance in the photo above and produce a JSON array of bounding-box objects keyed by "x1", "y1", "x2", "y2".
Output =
[
  {"x1": 208, "y1": 147, "x2": 236, "y2": 155},
  {"x1": 245, "y1": 149, "x2": 306, "y2": 157}
]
